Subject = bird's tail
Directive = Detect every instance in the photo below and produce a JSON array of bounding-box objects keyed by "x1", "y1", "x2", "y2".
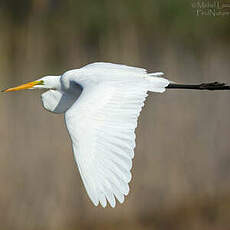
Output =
[{"x1": 147, "y1": 72, "x2": 169, "y2": 93}]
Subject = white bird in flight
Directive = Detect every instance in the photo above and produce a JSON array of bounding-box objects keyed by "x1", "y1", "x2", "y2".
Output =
[{"x1": 2, "y1": 62, "x2": 230, "y2": 208}]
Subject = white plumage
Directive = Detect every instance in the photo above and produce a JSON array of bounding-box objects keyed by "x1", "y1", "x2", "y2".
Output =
[
  {"x1": 4, "y1": 62, "x2": 170, "y2": 207},
  {"x1": 61, "y1": 63, "x2": 169, "y2": 207}
]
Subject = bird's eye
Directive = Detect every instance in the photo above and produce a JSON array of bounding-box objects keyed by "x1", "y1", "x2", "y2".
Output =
[{"x1": 38, "y1": 80, "x2": 44, "y2": 85}]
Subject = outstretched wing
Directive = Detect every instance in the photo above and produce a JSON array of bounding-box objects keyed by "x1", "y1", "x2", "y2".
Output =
[
  {"x1": 65, "y1": 80, "x2": 150, "y2": 207},
  {"x1": 82, "y1": 62, "x2": 147, "y2": 74}
]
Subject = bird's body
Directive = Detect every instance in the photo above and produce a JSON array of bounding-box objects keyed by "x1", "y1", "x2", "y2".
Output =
[
  {"x1": 2, "y1": 62, "x2": 229, "y2": 208},
  {"x1": 41, "y1": 63, "x2": 169, "y2": 207}
]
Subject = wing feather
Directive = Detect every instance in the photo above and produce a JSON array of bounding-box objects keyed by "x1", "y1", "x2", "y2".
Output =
[
  {"x1": 82, "y1": 62, "x2": 147, "y2": 74},
  {"x1": 63, "y1": 64, "x2": 169, "y2": 207},
  {"x1": 65, "y1": 81, "x2": 149, "y2": 207}
]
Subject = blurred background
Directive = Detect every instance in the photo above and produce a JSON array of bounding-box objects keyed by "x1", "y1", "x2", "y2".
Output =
[{"x1": 0, "y1": 0, "x2": 230, "y2": 229}]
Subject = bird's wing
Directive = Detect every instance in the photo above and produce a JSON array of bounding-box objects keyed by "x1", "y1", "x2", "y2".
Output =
[
  {"x1": 82, "y1": 62, "x2": 147, "y2": 74},
  {"x1": 64, "y1": 80, "x2": 150, "y2": 207}
]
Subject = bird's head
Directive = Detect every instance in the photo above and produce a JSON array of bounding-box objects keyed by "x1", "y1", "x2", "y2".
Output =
[{"x1": 1, "y1": 75, "x2": 61, "y2": 92}]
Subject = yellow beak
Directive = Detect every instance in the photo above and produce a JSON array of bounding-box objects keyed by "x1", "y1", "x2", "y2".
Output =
[{"x1": 1, "y1": 80, "x2": 43, "y2": 92}]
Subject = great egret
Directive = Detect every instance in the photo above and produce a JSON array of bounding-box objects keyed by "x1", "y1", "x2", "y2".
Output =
[{"x1": 2, "y1": 62, "x2": 230, "y2": 208}]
